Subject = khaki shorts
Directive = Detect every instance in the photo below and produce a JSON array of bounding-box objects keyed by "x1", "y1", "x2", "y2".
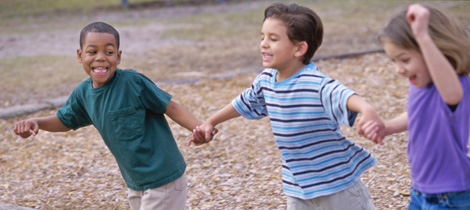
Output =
[
  {"x1": 287, "y1": 179, "x2": 376, "y2": 210},
  {"x1": 128, "y1": 173, "x2": 187, "y2": 210}
]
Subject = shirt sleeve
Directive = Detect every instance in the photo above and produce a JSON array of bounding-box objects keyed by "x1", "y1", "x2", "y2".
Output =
[
  {"x1": 320, "y1": 78, "x2": 358, "y2": 126},
  {"x1": 56, "y1": 85, "x2": 92, "y2": 130},
  {"x1": 137, "y1": 73, "x2": 172, "y2": 114},
  {"x1": 232, "y1": 73, "x2": 268, "y2": 120}
]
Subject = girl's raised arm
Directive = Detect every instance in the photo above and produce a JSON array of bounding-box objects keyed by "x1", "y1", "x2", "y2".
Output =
[{"x1": 407, "y1": 4, "x2": 463, "y2": 105}]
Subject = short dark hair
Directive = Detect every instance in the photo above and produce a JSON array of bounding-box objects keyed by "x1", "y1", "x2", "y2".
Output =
[
  {"x1": 79, "y1": 22, "x2": 120, "y2": 49},
  {"x1": 264, "y1": 3, "x2": 323, "y2": 64}
]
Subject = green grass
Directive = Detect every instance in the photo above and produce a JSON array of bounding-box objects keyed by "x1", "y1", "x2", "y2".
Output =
[
  {"x1": 0, "y1": 55, "x2": 87, "y2": 92},
  {"x1": 161, "y1": 10, "x2": 262, "y2": 41}
]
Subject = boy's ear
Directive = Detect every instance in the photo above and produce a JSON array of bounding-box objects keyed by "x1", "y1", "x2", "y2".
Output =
[
  {"x1": 117, "y1": 50, "x2": 122, "y2": 65},
  {"x1": 294, "y1": 41, "x2": 308, "y2": 58},
  {"x1": 77, "y1": 49, "x2": 83, "y2": 63}
]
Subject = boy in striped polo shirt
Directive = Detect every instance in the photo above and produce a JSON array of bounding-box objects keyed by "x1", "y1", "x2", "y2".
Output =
[{"x1": 190, "y1": 3, "x2": 384, "y2": 209}]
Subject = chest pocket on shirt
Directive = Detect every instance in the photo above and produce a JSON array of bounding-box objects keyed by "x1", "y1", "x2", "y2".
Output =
[{"x1": 110, "y1": 107, "x2": 143, "y2": 141}]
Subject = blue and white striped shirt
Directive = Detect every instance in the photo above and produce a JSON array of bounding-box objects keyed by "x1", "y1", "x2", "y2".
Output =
[{"x1": 232, "y1": 62, "x2": 376, "y2": 199}]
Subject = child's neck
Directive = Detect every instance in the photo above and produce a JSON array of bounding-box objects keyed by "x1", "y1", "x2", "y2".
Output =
[{"x1": 275, "y1": 62, "x2": 306, "y2": 82}]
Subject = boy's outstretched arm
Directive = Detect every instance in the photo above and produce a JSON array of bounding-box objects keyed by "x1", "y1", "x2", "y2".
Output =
[
  {"x1": 165, "y1": 100, "x2": 202, "y2": 131},
  {"x1": 189, "y1": 103, "x2": 241, "y2": 146},
  {"x1": 347, "y1": 94, "x2": 384, "y2": 145},
  {"x1": 14, "y1": 115, "x2": 71, "y2": 138}
]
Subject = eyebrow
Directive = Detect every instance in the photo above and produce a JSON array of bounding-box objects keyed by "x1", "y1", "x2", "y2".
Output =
[
  {"x1": 387, "y1": 52, "x2": 406, "y2": 60},
  {"x1": 85, "y1": 43, "x2": 117, "y2": 49},
  {"x1": 261, "y1": 32, "x2": 281, "y2": 37},
  {"x1": 393, "y1": 52, "x2": 407, "y2": 59}
]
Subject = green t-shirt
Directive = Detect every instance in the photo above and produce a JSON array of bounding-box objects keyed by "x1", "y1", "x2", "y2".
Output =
[{"x1": 57, "y1": 69, "x2": 186, "y2": 191}]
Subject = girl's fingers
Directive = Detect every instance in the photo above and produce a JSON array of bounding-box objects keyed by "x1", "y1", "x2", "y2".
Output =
[{"x1": 362, "y1": 121, "x2": 377, "y2": 134}]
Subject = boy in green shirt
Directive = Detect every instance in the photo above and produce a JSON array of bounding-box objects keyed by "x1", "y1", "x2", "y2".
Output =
[{"x1": 13, "y1": 22, "x2": 212, "y2": 210}]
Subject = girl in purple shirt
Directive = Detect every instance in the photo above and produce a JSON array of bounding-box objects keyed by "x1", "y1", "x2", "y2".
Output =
[{"x1": 361, "y1": 3, "x2": 470, "y2": 210}]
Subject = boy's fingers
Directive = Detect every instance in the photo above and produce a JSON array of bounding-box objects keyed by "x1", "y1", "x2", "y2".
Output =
[
  {"x1": 378, "y1": 138, "x2": 383, "y2": 145},
  {"x1": 17, "y1": 123, "x2": 29, "y2": 138},
  {"x1": 17, "y1": 122, "x2": 25, "y2": 134},
  {"x1": 372, "y1": 134, "x2": 378, "y2": 143},
  {"x1": 32, "y1": 124, "x2": 39, "y2": 136},
  {"x1": 205, "y1": 130, "x2": 212, "y2": 142},
  {"x1": 193, "y1": 128, "x2": 204, "y2": 140},
  {"x1": 356, "y1": 123, "x2": 364, "y2": 136},
  {"x1": 13, "y1": 123, "x2": 19, "y2": 134},
  {"x1": 373, "y1": 136, "x2": 382, "y2": 145},
  {"x1": 188, "y1": 135, "x2": 196, "y2": 146}
]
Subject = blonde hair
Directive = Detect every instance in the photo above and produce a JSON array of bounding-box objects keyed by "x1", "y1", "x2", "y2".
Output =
[{"x1": 378, "y1": 4, "x2": 470, "y2": 75}]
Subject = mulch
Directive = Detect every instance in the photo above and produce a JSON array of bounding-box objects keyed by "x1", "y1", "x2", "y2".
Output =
[{"x1": 0, "y1": 53, "x2": 414, "y2": 209}]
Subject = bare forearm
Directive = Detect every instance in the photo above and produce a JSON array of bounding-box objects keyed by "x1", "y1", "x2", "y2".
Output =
[
  {"x1": 190, "y1": 103, "x2": 240, "y2": 144},
  {"x1": 206, "y1": 103, "x2": 240, "y2": 127},
  {"x1": 417, "y1": 33, "x2": 462, "y2": 104},
  {"x1": 384, "y1": 112, "x2": 408, "y2": 136},
  {"x1": 347, "y1": 94, "x2": 375, "y2": 114},
  {"x1": 37, "y1": 115, "x2": 70, "y2": 132},
  {"x1": 165, "y1": 100, "x2": 202, "y2": 131}
]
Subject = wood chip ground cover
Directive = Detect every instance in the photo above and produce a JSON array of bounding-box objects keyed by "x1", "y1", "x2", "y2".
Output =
[{"x1": 0, "y1": 53, "x2": 424, "y2": 209}]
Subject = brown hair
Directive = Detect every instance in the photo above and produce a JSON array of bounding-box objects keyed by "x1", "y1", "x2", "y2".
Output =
[
  {"x1": 264, "y1": 3, "x2": 323, "y2": 64},
  {"x1": 378, "y1": 4, "x2": 470, "y2": 75}
]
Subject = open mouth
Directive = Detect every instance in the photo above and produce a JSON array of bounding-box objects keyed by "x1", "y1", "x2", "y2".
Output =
[
  {"x1": 409, "y1": 75, "x2": 417, "y2": 84},
  {"x1": 262, "y1": 52, "x2": 273, "y2": 61},
  {"x1": 92, "y1": 66, "x2": 108, "y2": 75}
]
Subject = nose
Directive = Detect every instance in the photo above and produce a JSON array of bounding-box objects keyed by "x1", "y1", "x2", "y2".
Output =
[
  {"x1": 260, "y1": 39, "x2": 268, "y2": 49},
  {"x1": 95, "y1": 51, "x2": 106, "y2": 61}
]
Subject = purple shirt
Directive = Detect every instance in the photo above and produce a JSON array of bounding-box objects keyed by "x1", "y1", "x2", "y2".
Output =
[{"x1": 407, "y1": 76, "x2": 470, "y2": 193}]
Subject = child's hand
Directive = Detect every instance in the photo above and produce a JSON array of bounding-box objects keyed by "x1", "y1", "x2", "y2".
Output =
[
  {"x1": 360, "y1": 120, "x2": 385, "y2": 143},
  {"x1": 356, "y1": 111, "x2": 385, "y2": 145},
  {"x1": 187, "y1": 124, "x2": 218, "y2": 146},
  {"x1": 14, "y1": 119, "x2": 39, "y2": 138},
  {"x1": 188, "y1": 126, "x2": 208, "y2": 146},
  {"x1": 407, "y1": 4, "x2": 430, "y2": 39}
]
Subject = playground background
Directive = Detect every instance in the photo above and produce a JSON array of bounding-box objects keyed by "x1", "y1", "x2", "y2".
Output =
[{"x1": 1, "y1": 0, "x2": 469, "y2": 209}]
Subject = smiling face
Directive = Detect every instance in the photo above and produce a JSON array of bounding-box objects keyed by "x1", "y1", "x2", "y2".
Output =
[
  {"x1": 383, "y1": 41, "x2": 431, "y2": 88},
  {"x1": 260, "y1": 17, "x2": 303, "y2": 73},
  {"x1": 77, "y1": 32, "x2": 122, "y2": 88}
]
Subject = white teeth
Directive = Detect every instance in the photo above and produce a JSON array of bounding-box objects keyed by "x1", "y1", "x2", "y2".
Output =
[
  {"x1": 262, "y1": 53, "x2": 272, "y2": 58},
  {"x1": 93, "y1": 67, "x2": 108, "y2": 73}
]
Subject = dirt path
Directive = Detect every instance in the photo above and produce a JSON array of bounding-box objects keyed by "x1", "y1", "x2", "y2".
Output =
[{"x1": 0, "y1": 1, "x2": 264, "y2": 59}]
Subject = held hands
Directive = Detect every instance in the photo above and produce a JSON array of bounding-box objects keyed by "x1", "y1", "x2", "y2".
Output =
[
  {"x1": 358, "y1": 119, "x2": 386, "y2": 145},
  {"x1": 355, "y1": 112, "x2": 385, "y2": 145},
  {"x1": 14, "y1": 119, "x2": 39, "y2": 138},
  {"x1": 188, "y1": 122, "x2": 218, "y2": 146}
]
